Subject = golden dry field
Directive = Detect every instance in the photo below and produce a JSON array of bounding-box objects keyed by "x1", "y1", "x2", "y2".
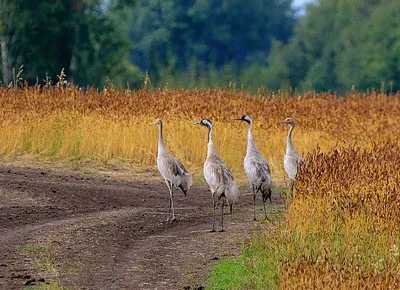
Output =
[
  {"x1": 1, "y1": 86, "x2": 400, "y2": 288},
  {"x1": 0, "y1": 86, "x2": 399, "y2": 181},
  {"x1": 282, "y1": 142, "x2": 400, "y2": 289}
]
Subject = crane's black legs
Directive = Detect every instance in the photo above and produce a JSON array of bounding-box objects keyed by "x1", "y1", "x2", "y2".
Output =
[
  {"x1": 170, "y1": 187, "x2": 176, "y2": 222},
  {"x1": 220, "y1": 198, "x2": 225, "y2": 232},
  {"x1": 165, "y1": 179, "x2": 176, "y2": 222},
  {"x1": 263, "y1": 199, "x2": 267, "y2": 218},
  {"x1": 211, "y1": 192, "x2": 216, "y2": 232},
  {"x1": 252, "y1": 184, "x2": 256, "y2": 221},
  {"x1": 263, "y1": 198, "x2": 272, "y2": 221},
  {"x1": 165, "y1": 180, "x2": 171, "y2": 221},
  {"x1": 211, "y1": 193, "x2": 228, "y2": 232},
  {"x1": 168, "y1": 197, "x2": 172, "y2": 220}
]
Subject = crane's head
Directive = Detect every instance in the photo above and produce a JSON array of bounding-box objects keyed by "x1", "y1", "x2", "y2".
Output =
[
  {"x1": 150, "y1": 119, "x2": 162, "y2": 126},
  {"x1": 233, "y1": 114, "x2": 252, "y2": 124},
  {"x1": 278, "y1": 117, "x2": 295, "y2": 127},
  {"x1": 193, "y1": 118, "x2": 212, "y2": 128}
]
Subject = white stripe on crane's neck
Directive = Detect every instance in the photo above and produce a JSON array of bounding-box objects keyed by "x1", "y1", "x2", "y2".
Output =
[
  {"x1": 286, "y1": 124, "x2": 296, "y2": 154},
  {"x1": 246, "y1": 120, "x2": 257, "y2": 152},
  {"x1": 207, "y1": 124, "x2": 217, "y2": 158},
  {"x1": 157, "y1": 123, "x2": 167, "y2": 155}
]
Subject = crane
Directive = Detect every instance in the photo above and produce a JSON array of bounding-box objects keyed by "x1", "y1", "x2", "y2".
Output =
[
  {"x1": 151, "y1": 119, "x2": 192, "y2": 222},
  {"x1": 234, "y1": 114, "x2": 272, "y2": 220},
  {"x1": 278, "y1": 118, "x2": 305, "y2": 182},
  {"x1": 193, "y1": 118, "x2": 240, "y2": 232}
]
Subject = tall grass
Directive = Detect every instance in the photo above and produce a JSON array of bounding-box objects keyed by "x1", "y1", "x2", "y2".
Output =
[
  {"x1": 0, "y1": 86, "x2": 399, "y2": 181},
  {"x1": 281, "y1": 142, "x2": 400, "y2": 288},
  {"x1": 206, "y1": 142, "x2": 400, "y2": 289}
]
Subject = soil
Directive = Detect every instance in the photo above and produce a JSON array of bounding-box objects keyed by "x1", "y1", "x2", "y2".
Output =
[{"x1": 0, "y1": 163, "x2": 283, "y2": 290}]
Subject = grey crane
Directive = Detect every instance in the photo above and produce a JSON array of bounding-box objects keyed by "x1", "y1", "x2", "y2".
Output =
[
  {"x1": 234, "y1": 114, "x2": 272, "y2": 221},
  {"x1": 151, "y1": 119, "x2": 193, "y2": 222},
  {"x1": 193, "y1": 118, "x2": 240, "y2": 232},
  {"x1": 278, "y1": 118, "x2": 305, "y2": 181}
]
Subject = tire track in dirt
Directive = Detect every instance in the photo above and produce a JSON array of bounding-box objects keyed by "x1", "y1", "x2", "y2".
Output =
[{"x1": 0, "y1": 164, "x2": 284, "y2": 289}]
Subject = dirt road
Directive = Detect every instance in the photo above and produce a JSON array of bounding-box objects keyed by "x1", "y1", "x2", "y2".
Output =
[{"x1": 0, "y1": 164, "x2": 283, "y2": 289}]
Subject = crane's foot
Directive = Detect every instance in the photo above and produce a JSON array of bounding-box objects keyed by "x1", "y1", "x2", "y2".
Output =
[
  {"x1": 253, "y1": 217, "x2": 257, "y2": 221},
  {"x1": 170, "y1": 217, "x2": 177, "y2": 223},
  {"x1": 210, "y1": 229, "x2": 216, "y2": 233},
  {"x1": 219, "y1": 229, "x2": 225, "y2": 232}
]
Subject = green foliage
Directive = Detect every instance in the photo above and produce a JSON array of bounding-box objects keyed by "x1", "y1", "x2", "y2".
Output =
[
  {"x1": 206, "y1": 257, "x2": 248, "y2": 290},
  {"x1": 360, "y1": 0, "x2": 400, "y2": 91},
  {"x1": 19, "y1": 244, "x2": 48, "y2": 255},
  {"x1": 0, "y1": 0, "x2": 138, "y2": 87},
  {"x1": 19, "y1": 244, "x2": 59, "y2": 273},
  {"x1": 129, "y1": 0, "x2": 295, "y2": 87},
  {"x1": 205, "y1": 224, "x2": 285, "y2": 290},
  {"x1": 3, "y1": 0, "x2": 399, "y2": 92},
  {"x1": 265, "y1": 0, "x2": 400, "y2": 93}
]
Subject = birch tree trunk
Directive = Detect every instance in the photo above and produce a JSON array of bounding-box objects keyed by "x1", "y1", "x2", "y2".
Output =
[
  {"x1": 68, "y1": 25, "x2": 79, "y2": 83},
  {"x1": 1, "y1": 37, "x2": 11, "y2": 85},
  {"x1": 1, "y1": 0, "x2": 12, "y2": 85}
]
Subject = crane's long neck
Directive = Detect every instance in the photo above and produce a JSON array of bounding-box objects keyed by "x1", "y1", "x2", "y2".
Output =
[
  {"x1": 157, "y1": 123, "x2": 167, "y2": 155},
  {"x1": 247, "y1": 121, "x2": 257, "y2": 152},
  {"x1": 286, "y1": 125, "x2": 296, "y2": 154},
  {"x1": 207, "y1": 125, "x2": 217, "y2": 158}
]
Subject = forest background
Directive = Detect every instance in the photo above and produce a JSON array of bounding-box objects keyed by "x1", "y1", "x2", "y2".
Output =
[{"x1": 1, "y1": 0, "x2": 399, "y2": 94}]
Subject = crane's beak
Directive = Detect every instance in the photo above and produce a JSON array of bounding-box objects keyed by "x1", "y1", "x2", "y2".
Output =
[
  {"x1": 193, "y1": 121, "x2": 200, "y2": 125},
  {"x1": 150, "y1": 122, "x2": 156, "y2": 126},
  {"x1": 277, "y1": 120, "x2": 286, "y2": 125},
  {"x1": 232, "y1": 117, "x2": 242, "y2": 121}
]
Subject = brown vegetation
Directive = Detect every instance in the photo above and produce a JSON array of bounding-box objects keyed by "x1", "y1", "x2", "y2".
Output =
[{"x1": 0, "y1": 86, "x2": 399, "y2": 181}]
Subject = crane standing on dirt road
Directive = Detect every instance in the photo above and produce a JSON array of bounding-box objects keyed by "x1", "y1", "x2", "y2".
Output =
[
  {"x1": 151, "y1": 119, "x2": 193, "y2": 222},
  {"x1": 234, "y1": 114, "x2": 272, "y2": 221},
  {"x1": 193, "y1": 118, "x2": 240, "y2": 232},
  {"x1": 278, "y1": 118, "x2": 305, "y2": 183}
]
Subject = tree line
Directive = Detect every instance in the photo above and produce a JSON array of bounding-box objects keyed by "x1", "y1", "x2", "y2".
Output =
[
  {"x1": 0, "y1": 0, "x2": 138, "y2": 87},
  {"x1": 267, "y1": 0, "x2": 400, "y2": 94},
  {"x1": 1, "y1": 0, "x2": 399, "y2": 93}
]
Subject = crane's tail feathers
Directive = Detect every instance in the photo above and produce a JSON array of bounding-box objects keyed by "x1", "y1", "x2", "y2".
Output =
[
  {"x1": 177, "y1": 173, "x2": 193, "y2": 196},
  {"x1": 226, "y1": 182, "x2": 240, "y2": 205},
  {"x1": 258, "y1": 181, "x2": 272, "y2": 202},
  {"x1": 214, "y1": 185, "x2": 225, "y2": 199}
]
